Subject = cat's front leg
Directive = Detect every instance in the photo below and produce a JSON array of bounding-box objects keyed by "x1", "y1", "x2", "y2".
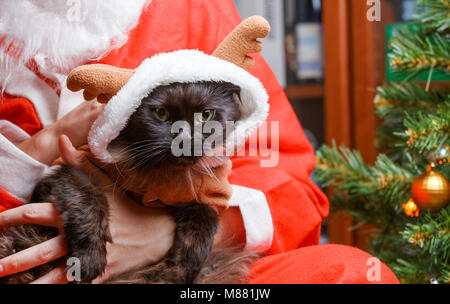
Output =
[
  {"x1": 31, "y1": 164, "x2": 112, "y2": 283},
  {"x1": 168, "y1": 202, "x2": 219, "y2": 283}
]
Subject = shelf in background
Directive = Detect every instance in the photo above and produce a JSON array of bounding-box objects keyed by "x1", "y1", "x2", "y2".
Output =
[{"x1": 284, "y1": 84, "x2": 324, "y2": 100}]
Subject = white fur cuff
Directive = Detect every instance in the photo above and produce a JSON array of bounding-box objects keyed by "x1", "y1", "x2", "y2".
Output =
[
  {"x1": 0, "y1": 132, "x2": 50, "y2": 202},
  {"x1": 229, "y1": 184, "x2": 273, "y2": 251}
]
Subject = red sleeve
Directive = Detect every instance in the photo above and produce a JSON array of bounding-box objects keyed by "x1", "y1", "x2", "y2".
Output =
[
  {"x1": 100, "y1": 0, "x2": 329, "y2": 254},
  {"x1": 0, "y1": 188, "x2": 24, "y2": 213},
  {"x1": 0, "y1": 93, "x2": 43, "y2": 137}
]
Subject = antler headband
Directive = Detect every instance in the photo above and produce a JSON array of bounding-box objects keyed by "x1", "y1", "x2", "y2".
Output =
[{"x1": 66, "y1": 16, "x2": 270, "y2": 103}]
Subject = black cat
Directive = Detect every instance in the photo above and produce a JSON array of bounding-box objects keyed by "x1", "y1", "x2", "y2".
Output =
[{"x1": 0, "y1": 81, "x2": 258, "y2": 284}]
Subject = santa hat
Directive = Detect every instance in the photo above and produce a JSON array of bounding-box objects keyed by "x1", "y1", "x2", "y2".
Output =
[{"x1": 67, "y1": 16, "x2": 270, "y2": 163}]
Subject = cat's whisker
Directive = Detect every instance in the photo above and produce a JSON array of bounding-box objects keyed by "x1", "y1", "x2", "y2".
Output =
[
  {"x1": 125, "y1": 148, "x2": 170, "y2": 171},
  {"x1": 205, "y1": 161, "x2": 219, "y2": 182},
  {"x1": 111, "y1": 140, "x2": 157, "y2": 155},
  {"x1": 120, "y1": 142, "x2": 171, "y2": 155},
  {"x1": 116, "y1": 145, "x2": 170, "y2": 168},
  {"x1": 192, "y1": 158, "x2": 218, "y2": 182},
  {"x1": 112, "y1": 139, "x2": 172, "y2": 157},
  {"x1": 185, "y1": 168, "x2": 198, "y2": 201}
]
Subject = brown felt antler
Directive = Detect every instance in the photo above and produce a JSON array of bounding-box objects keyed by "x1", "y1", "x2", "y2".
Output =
[
  {"x1": 212, "y1": 15, "x2": 270, "y2": 70},
  {"x1": 67, "y1": 16, "x2": 270, "y2": 102},
  {"x1": 66, "y1": 64, "x2": 134, "y2": 103}
]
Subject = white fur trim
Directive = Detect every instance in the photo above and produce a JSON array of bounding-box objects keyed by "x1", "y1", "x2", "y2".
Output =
[
  {"x1": 89, "y1": 50, "x2": 270, "y2": 162},
  {"x1": 0, "y1": 133, "x2": 50, "y2": 202},
  {"x1": 0, "y1": 0, "x2": 149, "y2": 89},
  {"x1": 229, "y1": 185, "x2": 273, "y2": 251}
]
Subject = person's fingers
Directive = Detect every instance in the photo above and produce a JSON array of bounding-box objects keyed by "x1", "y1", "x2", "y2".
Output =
[
  {"x1": 0, "y1": 235, "x2": 66, "y2": 278},
  {"x1": 58, "y1": 135, "x2": 112, "y2": 187},
  {"x1": 30, "y1": 264, "x2": 68, "y2": 284},
  {"x1": 58, "y1": 134, "x2": 84, "y2": 168},
  {"x1": 88, "y1": 100, "x2": 105, "y2": 125},
  {"x1": 0, "y1": 203, "x2": 62, "y2": 228}
]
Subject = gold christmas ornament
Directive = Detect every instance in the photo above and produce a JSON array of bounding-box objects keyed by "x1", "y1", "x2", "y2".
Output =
[{"x1": 411, "y1": 163, "x2": 450, "y2": 212}]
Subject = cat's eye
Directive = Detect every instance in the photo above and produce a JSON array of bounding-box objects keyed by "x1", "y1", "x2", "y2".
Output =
[
  {"x1": 154, "y1": 108, "x2": 170, "y2": 121},
  {"x1": 199, "y1": 109, "x2": 216, "y2": 122}
]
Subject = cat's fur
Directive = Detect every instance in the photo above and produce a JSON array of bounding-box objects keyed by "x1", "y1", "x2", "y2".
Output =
[{"x1": 0, "y1": 81, "x2": 260, "y2": 284}]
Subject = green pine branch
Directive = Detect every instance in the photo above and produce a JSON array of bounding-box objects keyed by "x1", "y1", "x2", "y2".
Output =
[
  {"x1": 376, "y1": 125, "x2": 407, "y2": 161},
  {"x1": 389, "y1": 26, "x2": 449, "y2": 75},
  {"x1": 315, "y1": 143, "x2": 413, "y2": 226},
  {"x1": 391, "y1": 208, "x2": 450, "y2": 283},
  {"x1": 374, "y1": 83, "x2": 449, "y2": 166},
  {"x1": 397, "y1": 109, "x2": 450, "y2": 159},
  {"x1": 416, "y1": 0, "x2": 450, "y2": 33},
  {"x1": 374, "y1": 83, "x2": 448, "y2": 119},
  {"x1": 389, "y1": 0, "x2": 450, "y2": 77}
]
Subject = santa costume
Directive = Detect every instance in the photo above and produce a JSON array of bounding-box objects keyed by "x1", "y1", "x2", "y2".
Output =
[{"x1": 0, "y1": 0, "x2": 398, "y2": 283}]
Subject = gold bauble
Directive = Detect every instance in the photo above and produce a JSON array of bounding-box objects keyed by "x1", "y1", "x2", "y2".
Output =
[{"x1": 411, "y1": 165, "x2": 450, "y2": 212}]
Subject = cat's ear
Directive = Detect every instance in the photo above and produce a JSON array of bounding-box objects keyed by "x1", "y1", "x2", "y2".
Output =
[
  {"x1": 212, "y1": 16, "x2": 270, "y2": 71},
  {"x1": 66, "y1": 64, "x2": 134, "y2": 103}
]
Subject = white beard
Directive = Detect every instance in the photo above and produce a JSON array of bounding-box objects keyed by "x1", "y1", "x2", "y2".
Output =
[{"x1": 0, "y1": 0, "x2": 149, "y2": 90}]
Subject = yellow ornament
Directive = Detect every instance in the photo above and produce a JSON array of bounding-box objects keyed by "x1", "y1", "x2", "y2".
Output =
[
  {"x1": 402, "y1": 198, "x2": 420, "y2": 217},
  {"x1": 411, "y1": 163, "x2": 450, "y2": 212}
]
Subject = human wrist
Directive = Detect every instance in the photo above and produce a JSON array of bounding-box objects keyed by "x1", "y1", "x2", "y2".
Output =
[
  {"x1": 17, "y1": 124, "x2": 61, "y2": 165},
  {"x1": 141, "y1": 210, "x2": 175, "y2": 263},
  {"x1": 52, "y1": 118, "x2": 80, "y2": 148},
  {"x1": 102, "y1": 206, "x2": 176, "y2": 281}
]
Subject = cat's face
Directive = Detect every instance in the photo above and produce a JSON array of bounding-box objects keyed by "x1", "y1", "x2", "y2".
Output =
[{"x1": 109, "y1": 81, "x2": 241, "y2": 169}]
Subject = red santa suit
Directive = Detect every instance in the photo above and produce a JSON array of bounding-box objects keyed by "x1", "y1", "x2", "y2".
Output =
[{"x1": 0, "y1": 0, "x2": 398, "y2": 283}]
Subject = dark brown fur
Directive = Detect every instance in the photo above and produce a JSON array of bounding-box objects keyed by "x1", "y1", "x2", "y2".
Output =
[{"x1": 0, "y1": 82, "x2": 260, "y2": 284}]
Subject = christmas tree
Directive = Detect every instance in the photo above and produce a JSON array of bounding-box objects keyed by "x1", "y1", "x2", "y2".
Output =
[{"x1": 315, "y1": 0, "x2": 449, "y2": 284}]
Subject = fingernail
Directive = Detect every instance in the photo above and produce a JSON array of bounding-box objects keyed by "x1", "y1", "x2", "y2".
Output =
[{"x1": 0, "y1": 264, "x2": 4, "y2": 274}]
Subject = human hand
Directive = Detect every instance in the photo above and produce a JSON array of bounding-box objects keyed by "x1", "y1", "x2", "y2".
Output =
[
  {"x1": 54, "y1": 100, "x2": 104, "y2": 148},
  {"x1": 17, "y1": 100, "x2": 104, "y2": 165},
  {"x1": 0, "y1": 135, "x2": 175, "y2": 283}
]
